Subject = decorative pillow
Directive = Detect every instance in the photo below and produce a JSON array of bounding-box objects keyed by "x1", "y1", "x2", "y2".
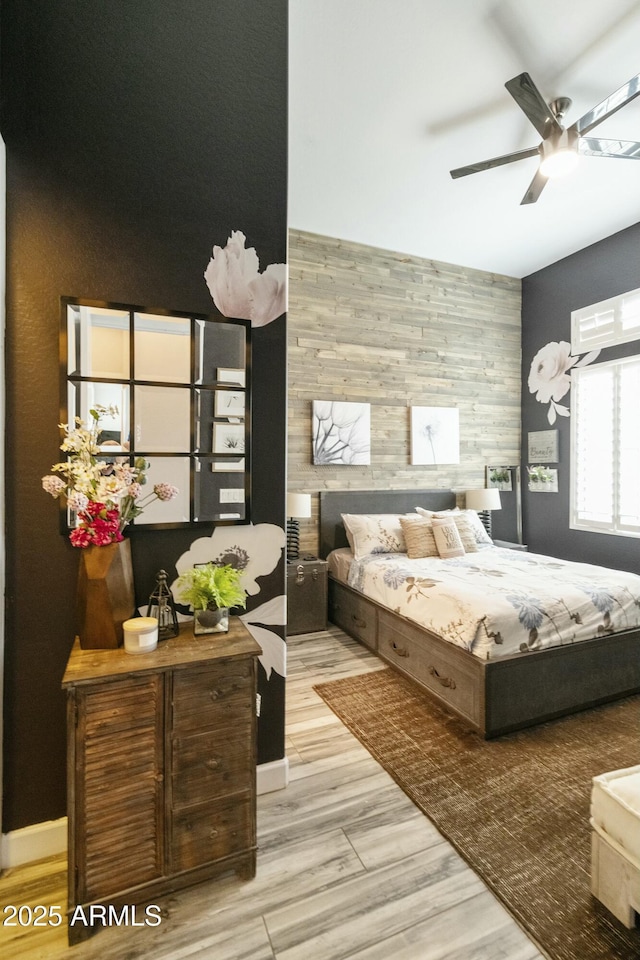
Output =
[
  {"x1": 416, "y1": 506, "x2": 490, "y2": 547},
  {"x1": 399, "y1": 515, "x2": 439, "y2": 559},
  {"x1": 341, "y1": 514, "x2": 406, "y2": 561},
  {"x1": 431, "y1": 517, "x2": 465, "y2": 559}
]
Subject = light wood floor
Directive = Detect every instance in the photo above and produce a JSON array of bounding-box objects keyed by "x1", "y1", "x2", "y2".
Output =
[{"x1": 0, "y1": 626, "x2": 545, "y2": 959}]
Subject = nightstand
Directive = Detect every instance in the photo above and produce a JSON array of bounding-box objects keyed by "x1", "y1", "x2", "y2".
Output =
[
  {"x1": 287, "y1": 557, "x2": 328, "y2": 635},
  {"x1": 493, "y1": 539, "x2": 528, "y2": 551}
]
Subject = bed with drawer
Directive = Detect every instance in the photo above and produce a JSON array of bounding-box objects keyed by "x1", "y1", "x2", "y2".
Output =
[{"x1": 320, "y1": 489, "x2": 640, "y2": 739}]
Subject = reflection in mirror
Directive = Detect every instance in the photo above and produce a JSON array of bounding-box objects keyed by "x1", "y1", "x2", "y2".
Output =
[
  {"x1": 134, "y1": 385, "x2": 190, "y2": 452},
  {"x1": 134, "y1": 313, "x2": 191, "y2": 384},
  {"x1": 67, "y1": 304, "x2": 129, "y2": 379},
  {"x1": 193, "y1": 456, "x2": 246, "y2": 522},
  {"x1": 142, "y1": 457, "x2": 191, "y2": 524},
  {"x1": 194, "y1": 319, "x2": 246, "y2": 385},
  {"x1": 486, "y1": 465, "x2": 523, "y2": 544},
  {"x1": 64, "y1": 298, "x2": 250, "y2": 526},
  {"x1": 67, "y1": 381, "x2": 130, "y2": 451}
]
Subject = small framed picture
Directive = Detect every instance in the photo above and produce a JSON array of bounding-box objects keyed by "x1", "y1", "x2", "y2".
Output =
[
  {"x1": 217, "y1": 367, "x2": 246, "y2": 387},
  {"x1": 212, "y1": 422, "x2": 245, "y2": 454},
  {"x1": 214, "y1": 390, "x2": 245, "y2": 418},
  {"x1": 528, "y1": 430, "x2": 559, "y2": 462},
  {"x1": 211, "y1": 457, "x2": 245, "y2": 473}
]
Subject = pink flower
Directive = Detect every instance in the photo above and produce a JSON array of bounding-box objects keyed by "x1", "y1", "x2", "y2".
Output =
[
  {"x1": 42, "y1": 475, "x2": 66, "y2": 498},
  {"x1": 67, "y1": 491, "x2": 89, "y2": 513},
  {"x1": 127, "y1": 482, "x2": 142, "y2": 499},
  {"x1": 154, "y1": 483, "x2": 179, "y2": 502},
  {"x1": 70, "y1": 527, "x2": 92, "y2": 548}
]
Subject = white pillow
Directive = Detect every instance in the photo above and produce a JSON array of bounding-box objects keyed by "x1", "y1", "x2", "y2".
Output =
[
  {"x1": 431, "y1": 517, "x2": 465, "y2": 558},
  {"x1": 341, "y1": 514, "x2": 406, "y2": 561}
]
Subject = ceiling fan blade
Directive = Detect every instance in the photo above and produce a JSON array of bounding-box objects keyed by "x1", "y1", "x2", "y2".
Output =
[
  {"x1": 520, "y1": 168, "x2": 548, "y2": 205},
  {"x1": 570, "y1": 73, "x2": 640, "y2": 136},
  {"x1": 505, "y1": 73, "x2": 562, "y2": 139},
  {"x1": 579, "y1": 137, "x2": 640, "y2": 159},
  {"x1": 450, "y1": 145, "x2": 539, "y2": 179}
]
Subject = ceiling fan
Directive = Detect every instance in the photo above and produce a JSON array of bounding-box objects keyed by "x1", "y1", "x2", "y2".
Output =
[{"x1": 450, "y1": 71, "x2": 640, "y2": 204}]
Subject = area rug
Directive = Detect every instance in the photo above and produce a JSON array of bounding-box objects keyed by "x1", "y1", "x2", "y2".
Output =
[{"x1": 314, "y1": 669, "x2": 640, "y2": 960}]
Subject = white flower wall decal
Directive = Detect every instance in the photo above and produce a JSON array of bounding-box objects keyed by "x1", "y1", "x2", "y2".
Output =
[
  {"x1": 528, "y1": 340, "x2": 600, "y2": 424},
  {"x1": 171, "y1": 523, "x2": 286, "y2": 679},
  {"x1": 204, "y1": 230, "x2": 287, "y2": 327}
]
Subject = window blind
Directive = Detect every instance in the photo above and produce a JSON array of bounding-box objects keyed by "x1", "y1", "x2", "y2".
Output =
[{"x1": 571, "y1": 356, "x2": 640, "y2": 537}]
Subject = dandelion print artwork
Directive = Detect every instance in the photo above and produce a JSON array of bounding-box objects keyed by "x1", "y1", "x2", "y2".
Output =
[
  {"x1": 312, "y1": 401, "x2": 371, "y2": 465},
  {"x1": 410, "y1": 407, "x2": 459, "y2": 465}
]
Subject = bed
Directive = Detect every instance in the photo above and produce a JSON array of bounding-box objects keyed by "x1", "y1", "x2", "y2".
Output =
[{"x1": 320, "y1": 489, "x2": 640, "y2": 738}]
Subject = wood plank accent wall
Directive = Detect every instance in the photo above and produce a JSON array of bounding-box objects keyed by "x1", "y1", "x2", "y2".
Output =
[{"x1": 287, "y1": 230, "x2": 522, "y2": 556}]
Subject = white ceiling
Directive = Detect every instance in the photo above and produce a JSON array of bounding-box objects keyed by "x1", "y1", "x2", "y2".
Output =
[{"x1": 288, "y1": 0, "x2": 640, "y2": 278}]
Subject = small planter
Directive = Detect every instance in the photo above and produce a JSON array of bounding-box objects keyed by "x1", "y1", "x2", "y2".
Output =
[{"x1": 194, "y1": 605, "x2": 230, "y2": 634}]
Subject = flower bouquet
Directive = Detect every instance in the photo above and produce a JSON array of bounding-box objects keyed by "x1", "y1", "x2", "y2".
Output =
[
  {"x1": 42, "y1": 405, "x2": 178, "y2": 546},
  {"x1": 42, "y1": 405, "x2": 179, "y2": 648}
]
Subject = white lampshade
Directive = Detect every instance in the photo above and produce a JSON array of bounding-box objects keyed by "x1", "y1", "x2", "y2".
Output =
[
  {"x1": 465, "y1": 488, "x2": 502, "y2": 512},
  {"x1": 286, "y1": 492, "x2": 312, "y2": 519}
]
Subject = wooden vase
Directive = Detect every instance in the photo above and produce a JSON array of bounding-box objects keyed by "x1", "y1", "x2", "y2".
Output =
[{"x1": 76, "y1": 539, "x2": 136, "y2": 649}]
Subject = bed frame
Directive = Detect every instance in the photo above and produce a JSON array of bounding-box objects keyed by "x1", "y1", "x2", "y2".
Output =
[{"x1": 320, "y1": 490, "x2": 640, "y2": 738}]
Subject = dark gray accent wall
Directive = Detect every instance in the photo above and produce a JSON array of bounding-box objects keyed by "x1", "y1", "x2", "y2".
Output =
[
  {"x1": 1, "y1": 0, "x2": 287, "y2": 832},
  {"x1": 521, "y1": 222, "x2": 640, "y2": 574}
]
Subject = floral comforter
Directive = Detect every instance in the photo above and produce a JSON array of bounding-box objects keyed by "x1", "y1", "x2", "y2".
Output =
[{"x1": 346, "y1": 547, "x2": 640, "y2": 660}]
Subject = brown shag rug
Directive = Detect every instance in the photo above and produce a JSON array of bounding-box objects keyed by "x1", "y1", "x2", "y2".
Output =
[{"x1": 314, "y1": 669, "x2": 640, "y2": 960}]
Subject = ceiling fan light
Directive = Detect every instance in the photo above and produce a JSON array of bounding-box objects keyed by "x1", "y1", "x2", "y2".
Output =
[{"x1": 539, "y1": 147, "x2": 579, "y2": 178}]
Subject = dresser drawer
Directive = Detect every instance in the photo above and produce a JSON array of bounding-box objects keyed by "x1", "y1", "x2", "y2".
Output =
[
  {"x1": 172, "y1": 662, "x2": 254, "y2": 734},
  {"x1": 377, "y1": 610, "x2": 482, "y2": 727},
  {"x1": 171, "y1": 731, "x2": 252, "y2": 807},
  {"x1": 171, "y1": 794, "x2": 254, "y2": 872},
  {"x1": 328, "y1": 579, "x2": 377, "y2": 650}
]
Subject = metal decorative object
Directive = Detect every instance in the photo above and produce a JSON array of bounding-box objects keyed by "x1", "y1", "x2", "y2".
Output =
[
  {"x1": 450, "y1": 71, "x2": 640, "y2": 204},
  {"x1": 147, "y1": 569, "x2": 180, "y2": 641}
]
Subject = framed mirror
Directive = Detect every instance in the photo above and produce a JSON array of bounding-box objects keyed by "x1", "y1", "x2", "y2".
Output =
[{"x1": 62, "y1": 297, "x2": 251, "y2": 527}]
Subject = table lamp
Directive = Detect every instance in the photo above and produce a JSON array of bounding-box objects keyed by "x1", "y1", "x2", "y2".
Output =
[{"x1": 286, "y1": 492, "x2": 312, "y2": 560}]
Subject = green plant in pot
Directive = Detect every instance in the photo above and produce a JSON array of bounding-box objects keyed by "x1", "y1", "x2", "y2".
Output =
[{"x1": 175, "y1": 563, "x2": 247, "y2": 634}]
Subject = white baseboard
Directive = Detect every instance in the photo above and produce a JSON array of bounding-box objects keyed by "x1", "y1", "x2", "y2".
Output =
[
  {"x1": 2, "y1": 758, "x2": 290, "y2": 868},
  {"x1": 1, "y1": 817, "x2": 67, "y2": 868},
  {"x1": 257, "y1": 756, "x2": 289, "y2": 795}
]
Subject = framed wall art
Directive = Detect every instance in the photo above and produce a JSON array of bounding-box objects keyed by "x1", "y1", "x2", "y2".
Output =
[
  {"x1": 528, "y1": 429, "x2": 559, "y2": 462},
  {"x1": 312, "y1": 400, "x2": 371, "y2": 465},
  {"x1": 410, "y1": 406, "x2": 459, "y2": 465}
]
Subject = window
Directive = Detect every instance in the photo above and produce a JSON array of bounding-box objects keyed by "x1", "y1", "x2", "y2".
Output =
[
  {"x1": 572, "y1": 286, "x2": 640, "y2": 352},
  {"x1": 571, "y1": 356, "x2": 640, "y2": 537}
]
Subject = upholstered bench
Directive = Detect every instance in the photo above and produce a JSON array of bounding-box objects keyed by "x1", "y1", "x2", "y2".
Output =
[{"x1": 591, "y1": 765, "x2": 640, "y2": 928}]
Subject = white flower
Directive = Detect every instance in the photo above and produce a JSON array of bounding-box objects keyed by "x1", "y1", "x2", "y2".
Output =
[
  {"x1": 172, "y1": 523, "x2": 287, "y2": 680},
  {"x1": 528, "y1": 341, "x2": 575, "y2": 404},
  {"x1": 204, "y1": 230, "x2": 287, "y2": 328}
]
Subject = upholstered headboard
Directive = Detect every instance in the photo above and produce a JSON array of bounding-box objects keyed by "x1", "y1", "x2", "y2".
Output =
[{"x1": 318, "y1": 489, "x2": 457, "y2": 559}]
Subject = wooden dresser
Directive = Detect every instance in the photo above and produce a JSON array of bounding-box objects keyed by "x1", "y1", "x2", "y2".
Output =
[{"x1": 62, "y1": 619, "x2": 261, "y2": 944}]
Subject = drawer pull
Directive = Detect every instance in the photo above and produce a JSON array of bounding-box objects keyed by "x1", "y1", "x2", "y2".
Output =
[
  {"x1": 390, "y1": 640, "x2": 409, "y2": 658},
  {"x1": 205, "y1": 758, "x2": 220, "y2": 770},
  {"x1": 429, "y1": 665, "x2": 456, "y2": 689},
  {"x1": 352, "y1": 615, "x2": 367, "y2": 629},
  {"x1": 209, "y1": 829, "x2": 219, "y2": 840}
]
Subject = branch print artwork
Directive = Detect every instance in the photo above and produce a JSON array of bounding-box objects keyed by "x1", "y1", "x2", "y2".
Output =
[{"x1": 312, "y1": 401, "x2": 371, "y2": 465}]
